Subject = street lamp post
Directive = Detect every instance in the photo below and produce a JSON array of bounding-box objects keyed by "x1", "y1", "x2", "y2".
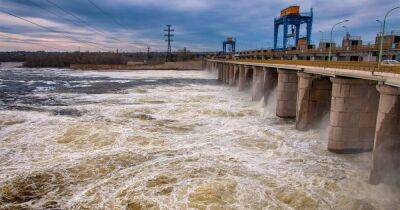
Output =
[
  {"x1": 319, "y1": 30, "x2": 324, "y2": 41},
  {"x1": 342, "y1": 26, "x2": 350, "y2": 50},
  {"x1": 318, "y1": 30, "x2": 324, "y2": 51},
  {"x1": 342, "y1": 26, "x2": 349, "y2": 35},
  {"x1": 378, "y1": 6, "x2": 400, "y2": 70},
  {"x1": 376, "y1": 19, "x2": 383, "y2": 65},
  {"x1": 329, "y1": 20, "x2": 349, "y2": 62},
  {"x1": 376, "y1": 19, "x2": 383, "y2": 35},
  {"x1": 318, "y1": 31, "x2": 324, "y2": 52}
]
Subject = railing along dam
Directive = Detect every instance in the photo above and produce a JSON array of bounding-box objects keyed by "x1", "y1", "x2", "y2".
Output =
[{"x1": 203, "y1": 59, "x2": 400, "y2": 186}]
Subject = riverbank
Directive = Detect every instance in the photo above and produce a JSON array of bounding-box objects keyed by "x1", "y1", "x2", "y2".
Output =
[{"x1": 70, "y1": 60, "x2": 203, "y2": 71}]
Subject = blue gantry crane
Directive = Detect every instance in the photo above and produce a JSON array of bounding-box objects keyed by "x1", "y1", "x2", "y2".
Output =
[
  {"x1": 274, "y1": 6, "x2": 313, "y2": 50},
  {"x1": 223, "y1": 37, "x2": 236, "y2": 54}
]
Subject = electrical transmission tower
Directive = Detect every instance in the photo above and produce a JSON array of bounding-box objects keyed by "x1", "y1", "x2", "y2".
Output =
[
  {"x1": 164, "y1": 25, "x2": 174, "y2": 61},
  {"x1": 147, "y1": 46, "x2": 150, "y2": 61}
]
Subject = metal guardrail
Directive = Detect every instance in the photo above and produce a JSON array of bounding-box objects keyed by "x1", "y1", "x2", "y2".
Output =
[
  {"x1": 221, "y1": 59, "x2": 400, "y2": 74},
  {"x1": 238, "y1": 45, "x2": 399, "y2": 55}
]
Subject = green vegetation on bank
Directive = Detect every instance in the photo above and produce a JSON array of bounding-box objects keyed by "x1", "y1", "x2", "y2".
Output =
[
  {"x1": 0, "y1": 49, "x2": 207, "y2": 68},
  {"x1": 24, "y1": 52, "x2": 126, "y2": 68}
]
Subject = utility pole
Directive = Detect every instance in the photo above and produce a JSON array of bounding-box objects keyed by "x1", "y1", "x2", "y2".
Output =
[
  {"x1": 164, "y1": 24, "x2": 174, "y2": 62},
  {"x1": 147, "y1": 46, "x2": 150, "y2": 61}
]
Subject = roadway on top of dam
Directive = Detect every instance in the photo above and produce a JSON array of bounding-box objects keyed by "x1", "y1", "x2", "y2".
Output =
[{"x1": 208, "y1": 59, "x2": 400, "y2": 88}]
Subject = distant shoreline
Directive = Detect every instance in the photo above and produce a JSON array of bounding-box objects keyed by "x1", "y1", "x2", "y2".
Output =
[{"x1": 70, "y1": 60, "x2": 203, "y2": 71}]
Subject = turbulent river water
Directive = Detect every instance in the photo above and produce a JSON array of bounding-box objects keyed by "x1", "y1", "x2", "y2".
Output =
[{"x1": 0, "y1": 63, "x2": 399, "y2": 209}]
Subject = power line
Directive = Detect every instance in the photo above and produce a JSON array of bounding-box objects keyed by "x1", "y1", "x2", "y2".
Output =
[
  {"x1": 44, "y1": 0, "x2": 119, "y2": 41},
  {"x1": 2, "y1": 1, "x2": 148, "y2": 52},
  {"x1": 25, "y1": 0, "x2": 116, "y2": 45},
  {"x1": 0, "y1": 33, "x2": 65, "y2": 51},
  {"x1": 0, "y1": 10, "x2": 111, "y2": 51},
  {"x1": 46, "y1": 0, "x2": 148, "y2": 50},
  {"x1": 24, "y1": 0, "x2": 67, "y2": 21},
  {"x1": 8, "y1": 0, "x2": 119, "y2": 50},
  {"x1": 86, "y1": 0, "x2": 127, "y2": 29}
]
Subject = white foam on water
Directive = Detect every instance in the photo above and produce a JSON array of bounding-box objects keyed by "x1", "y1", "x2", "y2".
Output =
[{"x1": 0, "y1": 70, "x2": 399, "y2": 209}]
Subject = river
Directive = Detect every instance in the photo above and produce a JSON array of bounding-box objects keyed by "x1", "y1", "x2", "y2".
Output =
[{"x1": 0, "y1": 64, "x2": 399, "y2": 209}]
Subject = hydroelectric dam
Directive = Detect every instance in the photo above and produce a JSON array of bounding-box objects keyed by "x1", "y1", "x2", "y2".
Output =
[{"x1": 203, "y1": 58, "x2": 400, "y2": 186}]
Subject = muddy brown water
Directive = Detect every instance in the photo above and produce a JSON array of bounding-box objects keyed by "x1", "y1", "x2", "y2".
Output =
[{"x1": 0, "y1": 65, "x2": 399, "y2": 209}]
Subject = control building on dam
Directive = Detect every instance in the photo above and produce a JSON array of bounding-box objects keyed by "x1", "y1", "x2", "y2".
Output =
[
  {"x1": 237, "y1": 33, "x2": 400, "y2": 62},
  {"x1": 204, "y1": 5, "x2": 400, "y2": 186}
]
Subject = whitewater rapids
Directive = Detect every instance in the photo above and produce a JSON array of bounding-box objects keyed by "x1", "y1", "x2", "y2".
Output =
[{"x1": 0, "y1": 65, "x2": 399, "y2": 209}]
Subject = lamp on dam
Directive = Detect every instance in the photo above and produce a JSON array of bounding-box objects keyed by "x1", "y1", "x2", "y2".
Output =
[
  {"x1": 328, "y1": 19, "x2": 349, "y2": 62},
  {"x1": 378, "y1": 6, "x2": 400, "y2": 70}
]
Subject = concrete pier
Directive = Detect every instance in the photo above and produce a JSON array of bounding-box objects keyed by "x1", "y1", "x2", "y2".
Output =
[
  {"x1": 229, "y1": 64, "x2": 235, "y2": 85},
  {"x1": 296, "y1": 73, "x2": 332, "y2": 130},
  {"x1": 252, "y1": 66, "x2": 265, "y2": 101},
  {"x1": 224, "y1": 63, "x2": 229, "y2": 84},
  {"x1": 226, "y1": 64, "x2": 231, "y2": 84},
  {"x1": 263, "y1": 67, "x2": 278, "y2": 104},
  {"x1": 220, "y1": 63, "x2": 225, "y2": 83},
  {"x1": 217, "y1": 63, "x2": 223, "y2": 81},
  {"x1": 226, "y1": 63, "x2": 232, "y2": 85},
  {"x1": 225, "y1": 63, "x2": 230, "y2": 84},
  {"x1": 234, "y1": 65, "x2": 240, "y2": 85},
  {"x1": 276, "y1": 69, "x2": 298, "y2": 118},
  {"x1": 369, "y1": 85, "x2": 400, "y2": 185},
  {"x1": 245, "y1": 65, "x2": 253, "y2": 90},
  {"x1": 220, "y1": 63, "x2": 223, "y2": 82},
  {"x1": 328, "y1": 78, "x2": 379, "y2": 153},
  {"x1": 238, "y1": 65, "x2": 246, "y2": 91}
]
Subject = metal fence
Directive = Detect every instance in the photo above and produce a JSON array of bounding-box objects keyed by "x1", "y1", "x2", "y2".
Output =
[{"x1": 232, "y1": 59, "x2": 400, "y2": 73}]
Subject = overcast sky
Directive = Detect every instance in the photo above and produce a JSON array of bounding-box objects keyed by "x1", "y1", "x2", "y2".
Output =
[{"x1": 0, "y1": 0, "x2": 399, "y2": 52}]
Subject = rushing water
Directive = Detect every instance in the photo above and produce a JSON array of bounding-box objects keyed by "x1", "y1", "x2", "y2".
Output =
[{"x1": 0, "y1": 63, "x2": 399, "y2": 209}]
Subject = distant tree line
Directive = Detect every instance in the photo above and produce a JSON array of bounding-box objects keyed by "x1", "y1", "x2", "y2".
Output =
[
  {"x1": 0, "y1": 51, "x2": 29, "y2": 62},
  {"x1": 24, "y1": 52, "x2": 126, "y2": 68},
  {"x1": 0, "y1": 50, "x2": 209, "y2": 68}
]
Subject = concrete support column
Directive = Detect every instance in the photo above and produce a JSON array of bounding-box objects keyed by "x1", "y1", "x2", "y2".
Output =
[
  {"x1": 328, "y1": 78, "x2": 379, "y2": 153},
  {"x1": 220, "y1": 63, "x2": 224, "y2": 82},
  {"x1": 252, "y1": 66, "x2": 265, "y2": 101},
  {"x1": 229, "y1": 64, "x2": 235, "y2": 86},
  {"x1": 276, "y1": 69, "x2": 298, "y2": 118},
  {"x1": 222, "y1": 63, "x2": 227, "y2": 83},
  {"x1": 263, "y1": 67, "x2": 278, "y2": 104},
  {"x1": 296, "y1": 73, "x2": 332, "y2": 130},
  {"x1": 233, "y1": 65, "x2": 240, "y2": 86},
  {"x1": 369, "y1": 85, "x2": 400, "y2": 185},
  {"x1": 226, "y1": 64, "x2": 230, "y2": 84},
  {"x1": 224, "y1": 63, "x2": 230, "y2": 84},
  {"x1": 238, "y1": 65, "x2": 246, "y2": 91},
  {"x1": 217, "y1": 63, "x2": 223, "y2": 81},
  {"x1": 244, "y1": 65, "x2": 253, "y2": 90}
]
